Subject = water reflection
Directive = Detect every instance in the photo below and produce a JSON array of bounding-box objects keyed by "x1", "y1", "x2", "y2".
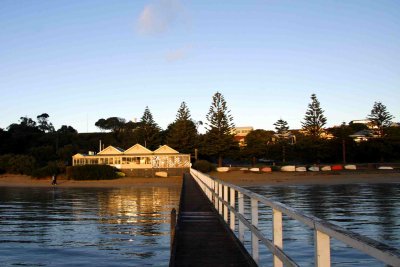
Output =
[
  {"x1": 0, "y1": 186, "x2": 180, "y2": 267},
  {"x1": 246, "y1": 183, "x2": 400, "y2": 266},
  {"x1": 2, "y1": 183, "x2": 399, "y2": 266}
]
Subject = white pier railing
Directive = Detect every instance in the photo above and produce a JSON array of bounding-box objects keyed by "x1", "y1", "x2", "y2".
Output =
[{"x1": 190, "y1": 168, "x2": 400, "y2": 267}]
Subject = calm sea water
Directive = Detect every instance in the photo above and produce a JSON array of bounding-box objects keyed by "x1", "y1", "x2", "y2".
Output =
[
  {"x1": 244, "y1": 183, "x2": 400, "y2": 266},
  {"x1": 0, "y1": 183, "x2": 399, "y2": 266},
  {"x1": 0, "y1": 186, "x2": 180, "y2": 267}
]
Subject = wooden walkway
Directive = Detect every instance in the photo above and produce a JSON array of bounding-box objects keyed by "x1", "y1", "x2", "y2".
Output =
[{"x1": 169, "y1": 173, "x2": 257, "y2": 267}]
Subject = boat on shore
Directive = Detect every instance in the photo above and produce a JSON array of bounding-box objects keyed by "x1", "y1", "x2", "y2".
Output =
[
  {"x1": 331, "y1": 165, "x2": 343, "y2": 171},
  {"x1": 155, "y1": 171, "x2": 168, "y2": 178},
  {"x1": 281, "y1": 165, "x2": 295, "y2": 172},
  {"x1": 321, "y1": 166, "x2": 331, "y2": 171},
  {"x1": 217, "y1": 167, "x2": 230, "y2": 172},
  {"x1": 344, "y1": 165, "x2": 357, "y2": 170},
  {"x1": 378, "y1": 166, "x2": 393, "y2": 170},
  {"x1": 249, "y1": 167, "x2": 260, "y2": 172},
  {"x1": 261, "y1": 167, "x2": 272, "y2": 172},
  {"x1": 295, "y1": 167, "x2": 307, "y2": 172},
  {"x1": 308, "y1": 166, "x2": 319, "y2": 172}
]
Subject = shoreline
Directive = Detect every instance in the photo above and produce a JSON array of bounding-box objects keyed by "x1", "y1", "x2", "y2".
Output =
[
  {"x1": 210, "y1": 170, "x2": 400, "y2": 186},
  {"x1": 0, "y1": 174, "x2": 183, "y2": 188},
  {"x1": 1, "y1": 170, "x2": 400, "y2": 188}
]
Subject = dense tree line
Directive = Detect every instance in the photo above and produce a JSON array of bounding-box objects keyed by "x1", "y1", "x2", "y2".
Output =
[
  {"x1": 0, "y1": 93, "x2": 399, "y2": 176},
  {"x1": 242, "y1": 95, "x2": 399, "y2": 165}
]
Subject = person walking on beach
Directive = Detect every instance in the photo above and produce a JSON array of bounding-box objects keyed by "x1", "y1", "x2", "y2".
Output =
[{"x1": 51, "y1": 174, "x2": 57, "y2": 185}]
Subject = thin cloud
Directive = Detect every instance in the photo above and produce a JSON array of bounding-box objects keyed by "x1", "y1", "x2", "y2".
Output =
[
  {"x1": 166, "y1": 45, "x2": 192, "y2": 62},
  {"x1": 137, "y1": 0, "x2": 183, "y2": 35}
]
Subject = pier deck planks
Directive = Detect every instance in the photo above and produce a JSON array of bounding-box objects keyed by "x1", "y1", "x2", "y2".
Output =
[{"x1": 169, "y1": 173, "x2": 257, "y2": 267}]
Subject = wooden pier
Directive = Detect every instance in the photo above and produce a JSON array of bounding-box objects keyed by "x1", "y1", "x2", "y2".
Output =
[
  {"x1": 170, "y1": 169, "x2": 400, "y2": 266},
  {"x1": 169, "y1": 173, "x2": 257, "y2": 267}
]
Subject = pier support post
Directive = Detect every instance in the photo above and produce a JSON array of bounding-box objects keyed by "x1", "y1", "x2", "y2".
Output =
[{"x1": 170, "y1": 208, "x2": 176, "y2": 251}]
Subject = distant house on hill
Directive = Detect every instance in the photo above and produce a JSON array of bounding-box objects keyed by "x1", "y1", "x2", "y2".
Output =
[
  {"x1": 349, "y1": 119, "x2": 399, "y2": 138},
  {"x1": 272, "y1": 131, "x2": 297, "y2": 144},
  {"x1": 349, "y1": 129, "x2": 378, "y2": 143},
  {"x1": 72, "y1": 144, "x2": 190, "y2": 177},
  {"x1": 298, "y1": 128, "x2": 334, "y2": 140},
  {"x1": 349, "y1": 119, "x2": 377, "y2": 129},
  {"x1": 232, "y1": 126, "x2": 253, "y2": 147}
]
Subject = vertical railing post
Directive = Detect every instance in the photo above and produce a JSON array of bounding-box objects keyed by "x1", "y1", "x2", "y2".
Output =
[
  {"x1": 218, "y1": 183, "x2": 223, "y2": 215},
  {"x1": 223, "y1": 185, "x2": 228, "y2": 222},
  {"x1": 203, "y1": 175, "x2": 207, "y2": 198},
  {"x1": 212, "y1": 180, "x2": 217, "y2": 209},
  {"x1": 238, "y1": 192, "x2": 245, "y2": 243},
  {"x1": 214, "y1": 181, "x2": 218, "y2": 210},
  {"x1": 207, "y1": 178, "x2": 213, "y2": 202},
  {"x1": 251, "y1": 198, "x2": 259, "y2": 264},
  {"x1": 208, "y1": 177, "x2": 212, "y2": 200},
  {"x1": 315, "y1": 229, "x2": 331, "y2": 267},
  {"x1": 273, "y1": 209, "x2": 283, "y2": 267},
  {"x1": 230, "y1": 188, "x2": 235, "y2": 231}
]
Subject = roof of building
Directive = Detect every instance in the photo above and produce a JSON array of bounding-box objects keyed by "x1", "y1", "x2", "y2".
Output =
[
  {"x1": 97, "y1": 145, "x2": 125, "y2": 155},
  {"x1": 72, "y1": 153, "x2": 86, "y2": 158},
  {"x1": 72, "y1": 144, "x2": 184, "y2": 158},
  {"x1": 154, "y1": 145, "x2": 179, "y2": 154},
  {"x1": 124, "y1": 144, "x2": 153, "y2": 155}
]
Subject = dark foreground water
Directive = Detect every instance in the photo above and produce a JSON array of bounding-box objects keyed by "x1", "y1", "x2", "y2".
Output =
[
  {"x1": 0, "y1": 187, "x2": 180, "y2": 267},
  {"x1": 0, "y1": 184, "x2": 399, "y2": 266},
  {"x1": 244, "y1": 183, "x2": 400, "y2": 266}
]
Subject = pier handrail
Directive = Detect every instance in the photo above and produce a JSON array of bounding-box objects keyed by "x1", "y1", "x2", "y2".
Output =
[{"x1": 190, "y1": 168, "x2": 400, "y2": 267}]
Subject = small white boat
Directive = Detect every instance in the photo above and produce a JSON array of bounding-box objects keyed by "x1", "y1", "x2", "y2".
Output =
[
  {"x1": 250, "y1": 167, "x2": 260, "y2": 172},
  {"x1": 295, "y1": 167, "x2": 307, "y2": 172},
  {"x1": 240, "y1": 167, "x2": 249, "y2": 171},
  {"x1": 378, "y1": 166, "x2": 394, "y2": 170},
  {"x1": 281, "y1": 165, "x2": 295, "y2": 172},
  {"x1": 308, "y1": 166, "x2": 320, "y2": 172},
  {"x1": 217, "y1": 167, "x2": 230, "y2": 172},
  {"x1": 344, "y1": 165, "x2": 357, "y2": 170},
  {"x1": 321, "y1": 166, "x2": 332, "y2": 171},
  {"x1": 155, "y1": 171, "x2": 168, "y2": 178}
]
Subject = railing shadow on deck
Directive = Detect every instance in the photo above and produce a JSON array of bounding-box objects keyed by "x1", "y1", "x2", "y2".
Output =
[{"x1": 190, "y1": 168, "x2": 400, "y2": 267}]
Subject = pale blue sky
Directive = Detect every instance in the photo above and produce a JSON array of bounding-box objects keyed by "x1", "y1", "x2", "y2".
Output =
[{"x1": 1, "y1": 0, "x2": 399, "y2": 133}]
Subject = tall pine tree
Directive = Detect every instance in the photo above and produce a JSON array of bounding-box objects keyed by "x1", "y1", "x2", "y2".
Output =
[
  {"x1": 137, "y1": 106, "x2": 161, "y2": 150},
  {"x1": 274, "y1": 118, "x2": 290, "y2": 162},
  {"x1": 166, "y1": 102, "x2": 198, "y2": 154},
  {"x1": 301, "y1": 93, "x2": 327, "y2": 138},
  {"x1": 204, "y1": 92, "x2": 236, "y2": 167},
  {"x1": 368, "y1": 101, "x2": 394, "y2": 137},
  {"x1": 274, "y1": 119, "x2": 289, "y2": 136}
]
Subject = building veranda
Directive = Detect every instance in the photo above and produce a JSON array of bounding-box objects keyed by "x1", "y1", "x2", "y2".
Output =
[{"x1": 72, "y1": 144, "x2": 190, "y2": 177}]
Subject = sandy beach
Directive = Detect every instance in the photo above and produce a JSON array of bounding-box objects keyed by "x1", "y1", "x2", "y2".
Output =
[{"x1": 1, "y1": 170, "x2": 400, "y2": 188}]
